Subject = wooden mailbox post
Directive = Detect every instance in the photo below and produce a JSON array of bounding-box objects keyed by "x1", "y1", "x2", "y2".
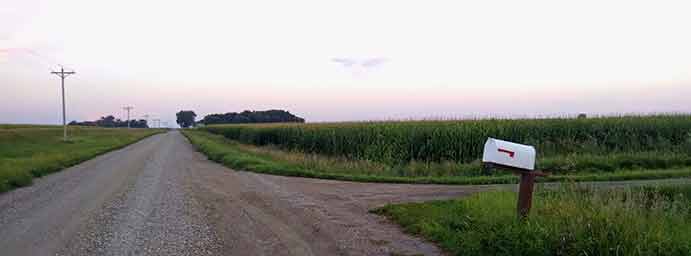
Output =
[{"x1": 482, "y1": 138, "x2": 548, "y2": 219}]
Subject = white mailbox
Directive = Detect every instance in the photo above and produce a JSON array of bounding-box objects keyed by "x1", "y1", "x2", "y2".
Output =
[{"x1": 482, "y1": 138, "x2": 536, "y2": 171}]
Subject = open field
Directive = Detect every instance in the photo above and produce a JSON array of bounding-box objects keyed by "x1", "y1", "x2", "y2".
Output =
[
  {"x1": 187, "y1": 115, "x2": 691, "y2": 184},
  {"x1": 202, "y1": 115, "x2": 691, "y2": 176},
  {"x1": 183, "y1": 130, "x2": 691, "y2": 184},
  {"x1": 0, "y1": 125, "x2": 163, "y2": 192},
  {"x1": 202, "y1": 115, "x2": 691, "y2": 169},
  {"x1": 374, "y1": 184, "x2": 691, "y2": 256},
  {"x1": 0, "y1": 124, "x2": 61, "y2": 129}
]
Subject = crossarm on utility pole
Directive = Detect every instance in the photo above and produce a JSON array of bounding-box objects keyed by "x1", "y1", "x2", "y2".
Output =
[
  {"x1": 123, "y1": 107, "x2": 134, "y2": 129},
  {"x1": 51, "y1": 67, "x2": 75, "y2": 141}
]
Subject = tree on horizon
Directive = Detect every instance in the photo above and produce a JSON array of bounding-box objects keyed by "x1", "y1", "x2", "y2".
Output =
[
  {"x1": 176, "y1": 110, "x2": 197, "y2": 128},
  {"x1": 69, "y1": 115, "x2": 148, "y2": 128},
  {"x1": 200, "y1": 109, "x2": 304, "y2": 125}
]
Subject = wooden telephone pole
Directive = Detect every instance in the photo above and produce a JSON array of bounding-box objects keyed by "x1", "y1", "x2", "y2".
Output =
[
  {"x1": 51, "y1": 67, "x2": 75, "y2": 141},
  {"x1": 123, "y1": 106, "x2": 134, "y2": 128}
]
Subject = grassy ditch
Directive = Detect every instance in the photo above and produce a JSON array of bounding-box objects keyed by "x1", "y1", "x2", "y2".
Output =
[
  {"x1": 373, "y1": 184, "x2": 691, "y2": 256},
  {"x1": 183, "y1": 130, "x2": 691, "y2": 185},
  {"x1": 0, "y1": 126, "x2": 164, "y2": 193}
]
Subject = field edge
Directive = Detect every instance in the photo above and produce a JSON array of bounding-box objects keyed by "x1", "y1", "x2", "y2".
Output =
[
  {"x1": 0, "y1": 128, "x2": 166, "y2": 193},
  {"x1": 182, "y1": 129, "x2": 691, "y2": 185}
]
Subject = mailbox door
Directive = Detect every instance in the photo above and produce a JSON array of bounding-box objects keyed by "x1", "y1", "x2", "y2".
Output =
[{"x1": 482, "y1": 138, "x2": 536, "y2": 170}]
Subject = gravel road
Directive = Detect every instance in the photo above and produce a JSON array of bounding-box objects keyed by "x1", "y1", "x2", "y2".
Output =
[{"x1": 0, "y1": 131, "x2": 489, "y2": 255}]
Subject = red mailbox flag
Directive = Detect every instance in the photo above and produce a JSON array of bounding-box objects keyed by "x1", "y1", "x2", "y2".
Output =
[{"x1": 497, "y1": 148, "x2": 515, "y2": 158}]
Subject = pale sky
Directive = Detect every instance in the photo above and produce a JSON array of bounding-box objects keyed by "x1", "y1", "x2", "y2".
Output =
[{"x1": 1, "y1": 0, "x2": 690, "y2": 126}]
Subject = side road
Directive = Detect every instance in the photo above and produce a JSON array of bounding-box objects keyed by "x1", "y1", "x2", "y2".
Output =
[
  {"x1": 1, "y1": 131, "x2": 687, "y2": 255},
  {"x1": 0, "y1": 131, "x2": 485, "y2": 255}
]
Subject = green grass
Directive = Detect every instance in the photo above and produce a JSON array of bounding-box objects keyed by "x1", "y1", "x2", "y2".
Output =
[
  {"x1": 0, "y1": 125, "x2": 164, "y2": 193},
  {"x1": 0, "y1": 124, "x2": 59, "y2": 129},
  {"x1": 182, "y1": 130, "x2": 691, "y2": 185},
  {"x1": 202, "y1": 115, "x2": 691, "y2": 174},
  {"x1": 373, "y1": 184, "x2": 691, "y2": 256}
]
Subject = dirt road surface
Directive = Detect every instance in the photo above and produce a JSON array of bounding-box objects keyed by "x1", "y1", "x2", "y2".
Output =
[{"x1": 0, "y1": 131, "x2": 490, "y2": 255}]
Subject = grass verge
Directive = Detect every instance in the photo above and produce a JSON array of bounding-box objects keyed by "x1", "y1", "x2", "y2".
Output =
[
  {"x1": 373, "y1": 185, "x2": 691, "y2": 255},
  {"x1": 0, "y1": 126, "x2": 165, "y2": 193},
  {"x1": 182, "y1": 130, "x2": 691, "y2": 185}
]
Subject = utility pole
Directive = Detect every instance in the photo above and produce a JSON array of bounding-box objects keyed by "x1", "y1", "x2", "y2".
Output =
[
  {"x1": 51, "y1": 67, "x2": 75, "y2": 141},
  {"x1": 123, "y1": 106, "x2": 134, "y2": 128}
]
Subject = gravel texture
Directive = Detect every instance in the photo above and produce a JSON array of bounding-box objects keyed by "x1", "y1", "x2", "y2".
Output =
[
  {"x1": 2, "y1": 131, "x2": 685, "y2": 255},
  {"x1": 0, "y1": 131, "x2": 484, "y2": 255}
]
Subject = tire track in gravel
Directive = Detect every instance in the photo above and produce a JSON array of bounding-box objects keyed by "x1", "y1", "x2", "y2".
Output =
[
  {"x1": 179, "y1": 132, "x2": 489, "y2": 256},
  {"x1": 0, "y1": 132, "x2": 222, "y2": 256},
  {"x1": 7, "y1": 131, "x2": 681, "y2": 255},
  {"x1": 61, "y1": 132, "x2": 222, "y2": 256}
]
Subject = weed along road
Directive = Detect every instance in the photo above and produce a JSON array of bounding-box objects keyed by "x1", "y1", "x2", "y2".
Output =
[{"x1": 0, "y1": 131, "x2": 486, "y2": 256}]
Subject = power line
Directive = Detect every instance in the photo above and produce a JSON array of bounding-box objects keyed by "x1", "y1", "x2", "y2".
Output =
[{"x1": 51, "y1": 67, "x2": 75, "y2": 141}]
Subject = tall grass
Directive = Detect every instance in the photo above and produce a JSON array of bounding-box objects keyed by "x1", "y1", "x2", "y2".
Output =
[
  {"x1": 0, "y1": 126, "x2": 163, "y2": 193},
  {"x1": 374, "y1": 184, "x2": 691, "y2": 256},
  {"x1": 203, "y1": 115, "x2": 691, "y2": 173}
]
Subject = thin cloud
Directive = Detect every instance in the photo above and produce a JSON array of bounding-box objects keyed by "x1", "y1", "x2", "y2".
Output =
[{"x1": 331, "y1": 57, "x2": 389, "y2": 77}]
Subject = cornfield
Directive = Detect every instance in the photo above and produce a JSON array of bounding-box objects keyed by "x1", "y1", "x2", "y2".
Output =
[{"x1": 202, "y1": 115, "x2": 691, "y2": 168}]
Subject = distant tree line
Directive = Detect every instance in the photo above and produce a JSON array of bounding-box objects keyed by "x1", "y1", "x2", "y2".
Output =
[
  {"x1": 69, "y1": 115, "x2": 149, "y2": 128},
  {"x1": 199, "y1": 110, "x2": 305, "y2": 125}
]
